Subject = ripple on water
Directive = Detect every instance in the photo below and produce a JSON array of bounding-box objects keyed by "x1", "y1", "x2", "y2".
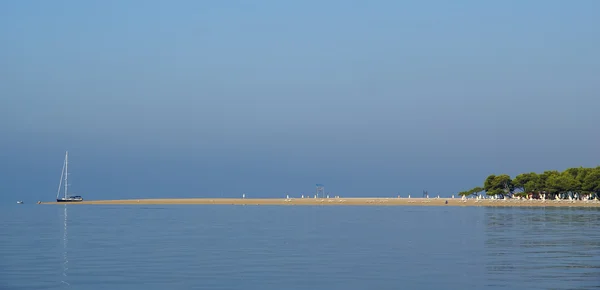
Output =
[{"x1": 0, "y1": 205, "x2": 599, "y2": 290}]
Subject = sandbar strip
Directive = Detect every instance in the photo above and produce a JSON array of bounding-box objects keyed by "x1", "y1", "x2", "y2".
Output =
[{"x1": 38, "y1": 198, "x2": 600, "y2": 207}]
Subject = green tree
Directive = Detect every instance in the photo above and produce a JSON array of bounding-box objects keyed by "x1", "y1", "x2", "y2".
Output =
[
  {"x1": 563, "y1": 170, "x2": 583, "y2": 198},
  {"x1": 563, "y1": 167, "x2": 581, "y2": 179},
  {"x1": 582, "y1": 168, "x2": 600, "y2": 198},
  {"x1": 458, "y1": 191, "x2": 470, "y2": 196},
  {"x1": 458, "y1": 186, "x2": 484, "y2": 197},
  {"x1": 547, "y1": 173, "x2": 580, "y2": 199},
  {"x1": 524, "y1": 180, "x2": 538, "y2": 194},
  {"x1": 483, "y1": 175, "x2": 496, "y2": 192},
  {"x1": 513, "y1": 172, "x2": 539, "y2": 193},
  {"x1": 470, "y1": 186, "x2": 484, "y2": 196},
  {"x1": 483, "y1": 174, "x2": 512, "y2": 197},
  {"x1": 465, "y1": 166, "x2": 600, "y2": 200},
  {"x1": 575, "y1": 167, "x2": 593, "y2": 195},
  {"x1": 537, "y1": 170, "x2": 560, "y2": 198}
]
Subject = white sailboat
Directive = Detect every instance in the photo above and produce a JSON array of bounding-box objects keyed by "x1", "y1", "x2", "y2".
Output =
[{"x1": 56, "y1": 151, "x2": 83, "y2": 202}]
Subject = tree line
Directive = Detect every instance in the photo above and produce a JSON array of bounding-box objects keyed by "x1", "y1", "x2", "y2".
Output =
[{"x1": 459, "y1": 166, "x2": 600, "y2": 200}]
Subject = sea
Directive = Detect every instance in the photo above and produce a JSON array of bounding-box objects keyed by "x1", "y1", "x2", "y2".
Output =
[{"x1": 1, "y1": 204, "x2": 600, "y2": 290}]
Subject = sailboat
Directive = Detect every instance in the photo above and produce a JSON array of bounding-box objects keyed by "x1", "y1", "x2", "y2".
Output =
[{"x1": 56, "y1": 151, "x2": 83, "y2": 202}]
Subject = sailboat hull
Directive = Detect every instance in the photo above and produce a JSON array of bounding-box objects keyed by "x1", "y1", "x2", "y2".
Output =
[{"x1": 57, "y1": 196, "x2": 83, "y2": 202}]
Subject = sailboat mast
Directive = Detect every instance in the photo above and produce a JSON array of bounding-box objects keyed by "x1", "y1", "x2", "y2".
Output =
[
  {"x1": 64, "y1": 151, "x2": 68, "y2": 199},
  {"x1": 57, "y1": 156, "x2": 65, "y2": 199}
]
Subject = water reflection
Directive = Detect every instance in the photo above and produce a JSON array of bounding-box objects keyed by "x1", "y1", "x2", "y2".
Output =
[
  {"x1": 61, "y1": 205, "x2": 70, "y2": 286},
  {"x1": 484, "y1": 207, "x2": 600, "y2": 289}
]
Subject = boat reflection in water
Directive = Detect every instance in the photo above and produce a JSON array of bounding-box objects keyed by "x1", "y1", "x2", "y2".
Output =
[{"x1": 61, "y1": 205, "x2": 70, "y2": 286}]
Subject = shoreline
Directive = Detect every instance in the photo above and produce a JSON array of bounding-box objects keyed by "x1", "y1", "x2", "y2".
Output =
[{"x1": 38, "y1": 197, "x2": 600, "y2": 207}]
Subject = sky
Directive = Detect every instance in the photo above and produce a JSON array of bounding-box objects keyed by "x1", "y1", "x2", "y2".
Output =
[{"x1": 1, "y1": 0, "x2": 599, "y2": 202}]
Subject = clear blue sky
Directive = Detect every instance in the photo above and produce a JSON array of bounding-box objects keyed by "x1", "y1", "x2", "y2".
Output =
[{"x1": 1, "y1": 0, "x2": 599, "y2": 202}]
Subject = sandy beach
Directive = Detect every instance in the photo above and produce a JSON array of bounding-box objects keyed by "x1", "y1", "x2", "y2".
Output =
[{"x1": 39, "y1": 197, "x2": 600, "y2": 207}]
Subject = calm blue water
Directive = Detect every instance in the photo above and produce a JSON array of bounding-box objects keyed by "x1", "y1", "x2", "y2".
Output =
[{"x1": 1, "y1": 204, "x2": 599, "y2": 290}]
